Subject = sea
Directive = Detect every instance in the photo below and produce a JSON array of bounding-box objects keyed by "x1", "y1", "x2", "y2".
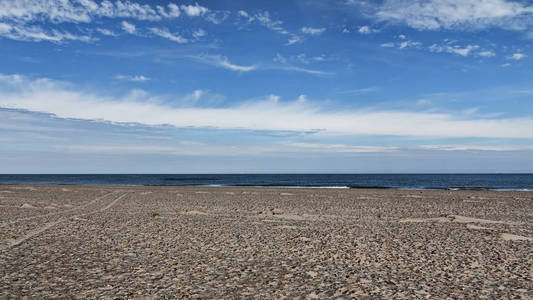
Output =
[{"x1": 0, "y1": 174, "x2": 532, "y2": 191}]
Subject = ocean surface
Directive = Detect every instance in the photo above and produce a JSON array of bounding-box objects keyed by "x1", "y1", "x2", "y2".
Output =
[{"x1": 0, "y1": 174, "x2": 532, "y2": 190}]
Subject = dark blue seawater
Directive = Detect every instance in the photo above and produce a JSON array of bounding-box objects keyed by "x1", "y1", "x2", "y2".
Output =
[{"x1": 0, "y1": 174, "x2": 532, "y2": 190}]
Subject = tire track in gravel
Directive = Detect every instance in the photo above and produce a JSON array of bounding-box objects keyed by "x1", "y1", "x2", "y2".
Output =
[
  {"x1": 1, "y1": 191, "x2": 117, "y2": 225},
  {"x1": 0, "y1": 220, "x2": 63, "y2": 250},
  {"x1": 0, "y1": 192, "x2": 129, "y2": 250},
  {"x1": 99, "y1": 193, "x2": 128, "y2": 212}
]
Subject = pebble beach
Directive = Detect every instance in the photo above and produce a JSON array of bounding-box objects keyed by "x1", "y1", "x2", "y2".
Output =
[{"x1": 1, "y1": 185, "x2": 532, "y2": 298}]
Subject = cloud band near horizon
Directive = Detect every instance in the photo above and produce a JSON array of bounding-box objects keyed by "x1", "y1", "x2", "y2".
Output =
[{"x1": 1, "y1": 74, "x2": 533, "y2": 139}]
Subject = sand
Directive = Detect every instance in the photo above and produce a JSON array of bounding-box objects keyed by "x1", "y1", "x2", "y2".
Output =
[{"x1": 0, "y1": 185, "x2": 532, "y2": 298}]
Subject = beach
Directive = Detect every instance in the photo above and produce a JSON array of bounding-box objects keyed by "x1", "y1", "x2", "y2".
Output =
[{"x1": 0, "y1": 185, "x2": 532, "y2": 298}]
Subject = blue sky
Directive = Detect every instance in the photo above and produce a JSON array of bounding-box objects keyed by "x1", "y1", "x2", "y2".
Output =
[{"x1": 1, "y1": 0, "x2": 533, "y2": 173}]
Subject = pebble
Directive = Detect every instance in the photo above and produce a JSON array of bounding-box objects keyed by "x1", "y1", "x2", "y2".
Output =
[{"x1": 0, "y1": 185, "x2": 531, "y2": 298}]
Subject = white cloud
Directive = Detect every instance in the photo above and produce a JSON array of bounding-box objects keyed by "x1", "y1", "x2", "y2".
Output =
[
  {"x1": 51, "y1": 142, "x2": 533, "y2": 156},
  {"x1": 273, "y1": 53, "x2": 287, "y2": 63},
  {"x1": 55, "y1": 141, "x2": 400, "y2": 156},
  {"x1": 190, "y1": 55, "x2": 257, "y2": 72},
  {"x1": 420, "y1": 145, "x2": 533, "y2": 151},
  {"x1": 508, "y1": 52, "x2": 527, "y2": 60},
  {"x1": 260, "y1": 52, "x2": 329, "y2": 74},
  {"x1": 110, "y1": 1, "x2": 162, "y2": 20},
  {"x1": 0, "y1": 1, "x2": 219, "y2": 43},
  {"x1": 416, "y1": 99, "x2": 432, "y2": 106},
  {"x1": 121, "y1": 21, "x2": 136, "y2": 34},
  {"x1": 115, "y1": 75, "x2": 150, "y2": 82},
  {"x1": 286, "y1": 143, "x2": 397, "y2": 153},
  {"x1": 513, "y1": 89, "x2": 533, "y2": 94},
  {"x1": 205, "y1": 11, "x2": 230, "y2": 25},
  {"x1": 254, "y1": 11, "x2": 284, "y2": 32},
  {"x1": 96, "y1": 28, "x2": 117, "y2": 36},
  {"x1": 56, "y1": 143, "x2": 206, "y2": 156},
  {"x1": 0, "y1": 0, "x2": 93, "y2": 23},
  {"x1": 340, "y1": 87, "x2": 378, "y2": 94},
  {"x1": 301, "y1": 27, "x2": 326, "y2": 35},
  {"x1": 0, "y1": 0, "x2": 184, "y2": 23},
  {"x1": 149, "y1": 27, "x2": 187, "y2": 43},
  {"x1": 398, "y1": 40, "x2": 421, "y2": 49},
  {"x1": 167, "y1": 3, "x2": 181, "y2": 17},
  {"x1": 358, "y1": 26, "x2": 371, "y2": 34},
  {"x1": 358, "y1": 25, "x2": 378, "y2": 34},
  {"x1": 448, "y1": 45, "x2": 478, "y2": 56},
  {"x1": 428, "y1": 43, "x2": 496, "y2": 57},
  {"x1": 381, "y1": 36, "x2": 422, "y2": 49},
  {"x1": 0, "y1": 23, "x2": 94, "y2": 42},
  {"x1": 192, "y1": 28, "x2": 206, "y2": 39},
  {"x1": 296, "y1": 53, "x2": 309, "y2": 64},
  {"x1": 2, "y1": 74, "x2": 533, "y2": 139},
  {"x1": 238, "y1": 10, "x2": 249, "y2": 18},
  {"x1": 180, "y1": 4, "x2": 208, "y2": 17},
  {"x1": 275, "y1": 66, "x2": 331, "y2": 76},
  {"x1": 380, "y1": 42, "x2": 395, "y2": 48},
  {"x1": 429, "y1": 44, "x2": 479, "y2": 56},
  {"x1": 479, "y1": 50, "x2": 496, "y2": 57},
  {"x1": 157, "y1": 3, "x2": 180, "y2": 18},
  {"x1": 183, "y1": 89, "x2": 205, "y2": 103},
  {"x1": 286, "y1": 35, "x2": 302, "y2": 45},
  {"x1": 238, "y1": 10, "x2": 301, "y2": 45},
  {"x1": 0, "y1": 22, "x2": 11, "y2": 33},
  {"x1": 191, "y1": 54, "x2": 329, "y2": 76},
  {"x1": 377, "y1": 0, "x2": 533, "y2": 31}
]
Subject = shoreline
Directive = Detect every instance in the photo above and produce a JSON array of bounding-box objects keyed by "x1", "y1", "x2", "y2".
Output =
[{"x1": 1, "y1": 183, "x2": 532, "y2": 191}]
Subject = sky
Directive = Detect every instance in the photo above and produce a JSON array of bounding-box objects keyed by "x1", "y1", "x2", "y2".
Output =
[{"x1": 1, "y1": 0, "x2": 533, "y2": 173}]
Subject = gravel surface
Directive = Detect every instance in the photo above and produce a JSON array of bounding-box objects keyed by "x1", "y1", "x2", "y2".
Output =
[{"x1": 1, "y1": 185, "x2": 532, "y2": 298}]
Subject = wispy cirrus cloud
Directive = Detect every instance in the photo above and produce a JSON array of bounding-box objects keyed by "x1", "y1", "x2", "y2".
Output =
[
  {"x1": 0, "y1": 0, "x2": 183, "y2": 23},
  {"x1": 243, "y1": 11, "x2": 285, "y2": 32},
  {"x1": 0, "y1": 2, "x2": 309, "y2": 47},
  {"x1": 383, "y1": 36, "x2": 497, "y2": 57},
  {"x1": 54, "y1": 142, "x2": 399, "y2": 156},
  {"x1": 376, "y1": 0, "x2": 533, "y2": 31},
  {"x1": 96, "y1": 28, "x2": 117, "y2": 36},
  {"x1": 274, "y1": 53, "x2": 329, "y2": 65},
  {"x1": 428, "y1": 43, "x2": 482, "y2": 56},
  {"x1": 286, "y1": 143, "x2": 397, "y2": 153},
  {"x1": 192, "y1": 28, "x2": 206, "y2": 39},
  {"x1": 508, "y1": 52, "x2": 527, "y2": 60},
  {"x1": 420, "y1": 145, "x2": 533, "y2": 151},
  {"x1": 0, "y1": 22, "x2": 94, "y2": 42},
  {"x1": 301, "y1": 27, "x2": 326, "y2": 35},
  {"x1": 0, "y1": 1, "x2": 216, "y2": 43},
  {"x1": 149, "y1": 27, "x2": 187, "y2": 43},
  {"x1": 270, "y1": 53, "x2": 332, "y2": 76},
  {"x1": 479, "y1": 50, "x2": 496, "y2": 57},
  {"x1": 339, "y1": 87, "x2": 379, "y2": 94},
  {"x1": 121, "y1": 21, "x2": 136, "y2": 34},
  {"x1": 381, "y1": 36, "x2": 421, "y2": 49},
  {"x1": 114, "y1": 74, "x2": 150, "y2": 82},
  {"x1": 237, "y1": 10, "x2": 302, "y2": 45},
  {"x1": 2, "y1": 74, "x2": 533, "y2": 139},
  {"x1": 273, "y1": 66, "x2": 332, "y2": 76},
  {"x1": 189, "y1": 55, "x2": 257, "y2": 72}
]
